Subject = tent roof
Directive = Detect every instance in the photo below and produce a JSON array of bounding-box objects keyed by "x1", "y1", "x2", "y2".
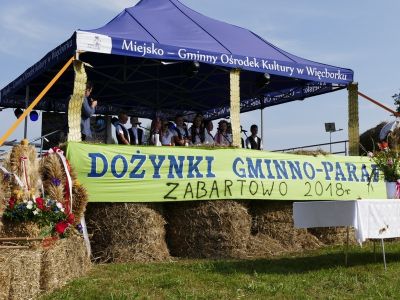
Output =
[{"x1": 0, "y1": 0, "x2": 353, "y2": 120}]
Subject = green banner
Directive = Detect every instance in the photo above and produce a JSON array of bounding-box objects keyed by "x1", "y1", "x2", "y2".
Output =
[{"x1": 66, "y1": 142, "x2": 386, "y2": 202}]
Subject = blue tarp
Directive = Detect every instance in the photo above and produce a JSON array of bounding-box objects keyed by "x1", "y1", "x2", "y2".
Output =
[{"x1": 0, "y1": 0, "x2": 354, "y2": 119}]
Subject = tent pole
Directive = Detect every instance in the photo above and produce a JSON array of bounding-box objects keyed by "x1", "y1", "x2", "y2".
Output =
[
  {"x1": 0, "y1": 56, "x2": 74, "y2": 147},
  {"x1": 67, "y1": 60, "x2": 87, "y2": 142},
  {"x1": 260, "y1": 105, "x2": 264, "y2": 148},
  {"x1": 230, "y1": 69, "x2": 241, "y2": 147},
  {"x1": 24, "y1": 85, "x2": 30, "y2": 139},
  {"x1": 348, "y1": 82, "x2": 359, "y2": 156}
]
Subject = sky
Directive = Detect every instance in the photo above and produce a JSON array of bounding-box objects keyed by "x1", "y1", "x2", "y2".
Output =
[{"x1": 0, "y1": 0, "x2": 399, "y2": 152}]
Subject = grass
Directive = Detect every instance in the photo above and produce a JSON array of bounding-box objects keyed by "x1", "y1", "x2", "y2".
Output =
[{"x1": 41, "y1": 241, "x2": 400, "y2": 300}]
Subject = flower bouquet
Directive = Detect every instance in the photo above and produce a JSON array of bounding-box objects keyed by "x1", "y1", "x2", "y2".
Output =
[
  {"x1": 3, "y1": 196, "x2": 78, "y2": 237},
  {"x1": 368, "y1": 141, "x2": 400, "y2": 198}
]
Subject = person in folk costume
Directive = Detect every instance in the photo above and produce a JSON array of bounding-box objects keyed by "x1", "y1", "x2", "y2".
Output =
[
  {"x1": 203, "y1": 119, "x2": 215, "y2": 145},
  {"x1": 115, "y1": 113, "x2": 130, "y2": 145},
  {"x1": 173, "y1": 114, "x2": 191, "y2": 146},
  {"x1": 149, "y1": 116, "x2": 162, "y2": 146},
  {"x1": 246, "y1": 124, "x2": 263, "y2": 150},
  {"x1": 189, "y1": 114, "x2": 205, "y2": 145},
  {"x1": 214, "y1": 120, "x2": 232, "y2": 146},
  {"x1": 160, "y1": 120, "x2": 175, "y2": 146},
  {"x1": 128, "y1": 116, "x2": 144, "y2": 145}
]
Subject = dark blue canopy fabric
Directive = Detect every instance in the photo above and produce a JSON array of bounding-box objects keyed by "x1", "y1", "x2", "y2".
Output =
[
  {"x1": 0, "y1": 0, "x2": 354, "y2": 119},
  {"x1": 85, "y1": 0, "x2": 352, "y2": 84}
]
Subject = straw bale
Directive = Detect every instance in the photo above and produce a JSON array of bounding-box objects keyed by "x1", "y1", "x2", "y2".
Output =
[
  {"x1": 85, "y1": 203, "x2": 170, "y2": 263},
  {"x1": 250, "y1": 201, "x2": 322, "y2": 251},
  {"x1": 41, "y1": 235, "x2": 91, "y2": 292},
  {"x1": 291, "y1": 149, "x2": 328, "y2": 156},
  {"x1": 166, "y1": 200, "x2": 251, "y2": 258},
  {"x1": 308, "y1": 227, "x2": 356, "y2": 245},
  {"x1": 0, "y1": 254, "x2": 11, "y2": 299},
  {"x1": 2, "y1": 220, "x2": 41, "y2": 238},
  {"x1": 0, "y1": 248, "x2": 42, "y2": 300},
  {"x1": 246, "y1": 234, "x2": 286, "y2": 258}
]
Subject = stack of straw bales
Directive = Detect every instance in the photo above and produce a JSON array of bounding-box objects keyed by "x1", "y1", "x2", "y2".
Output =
[
  {"x1": 166, "y1": 201, "x2": 251, "y2": 258},
  {"x1": 0, "y1": 236, "x2": 90, "y2": 300},
  {"x1": 0, "y1": 141, "x2": 91, "y2": 299},
  {"x1": 85, "y1": 203, "x2": 170, "y2": 262}
]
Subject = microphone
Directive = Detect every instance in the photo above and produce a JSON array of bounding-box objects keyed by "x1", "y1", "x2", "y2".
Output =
[
  {"x1": 138, "y1": 125, "x2": 150, "y2": 131},
  {"x1": 241, "y1": 129, "x2": 248, "y2": 133}
]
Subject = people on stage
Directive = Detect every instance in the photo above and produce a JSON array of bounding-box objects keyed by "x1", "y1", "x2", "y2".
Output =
[
  {"x1": 214, "y1": 120, "x2": 232, "y2": 146},
  {"x1": 128, "y1": 116, "x2": 144, "y2": 145},
  {"x1": 189, "y1": 114, "x2": 205, "y2": 145},
  {"x1": 115, "y1": 113, "x2": 130, "y2": 145},
  {"x1": 173, "y1": 114, "x2": 190, "y2": 146},
  {"x1": 245, "y1": 124, "x2": 263, "y2": 150}
]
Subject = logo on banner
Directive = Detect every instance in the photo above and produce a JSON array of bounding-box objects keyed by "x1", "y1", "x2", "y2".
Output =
[{"x1": 76, "y1": 31, "x2": 112, "y2": 54}]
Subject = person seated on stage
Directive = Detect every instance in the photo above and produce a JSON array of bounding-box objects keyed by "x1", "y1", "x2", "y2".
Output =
[
  {"x1": 245, "y1": 124, "x2": 263, "y2": 150},
  {"x1": 115, "y1": 113, "x2": 130, "y2": 145},
  {"x1": 190, "y1": 113, "x2": 205, "y2": 145},
  {"x1": 173, "y1": 114, "x2": 191, "y2": 146},
  {"x1": 149, "y1": 116, "x2": 162, "y2": 146},
  {"x1": 128, "y1": 116, "x2": 144, "y2": 145},
  {"x1": 214, "y1": 120, "x2": 232, "y2": 146},
  {"x1": 203, "y1": 119, "x2": 215, "y2": 146},
  {"x1": 160, "y1": 120, "x2": 175, "y2": 146}
]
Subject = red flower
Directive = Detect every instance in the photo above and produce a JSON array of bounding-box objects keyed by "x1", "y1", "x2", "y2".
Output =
[
  {"x1": 378, "y1": 141, "x2": 389, "y2": 150},
  {"x1": 66, "y1": 213, "x2": 75, "y2": 224},
  {"x1": 8, "y1": 197, "x2": 16, "y2": 209},
  {"x1": 35, "y1": 197, "x2": 45, "y2": 210},
  {"x1": 55, "y1": 221, "x2": 69, "y2": 234}
]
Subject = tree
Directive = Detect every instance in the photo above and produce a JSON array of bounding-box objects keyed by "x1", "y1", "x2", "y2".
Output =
[{"x1": 393, "y1": 90, "x2": 400, "y2": 112}]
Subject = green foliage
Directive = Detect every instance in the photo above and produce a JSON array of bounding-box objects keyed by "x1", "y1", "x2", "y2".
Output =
[
  {"x1": 3, "y1": 197, "x2": 75, "y2": 236},
  {"x1": 3, "y1": 200, "x2": 64, "y2": 225},
  {"x1": 369, "y1": 142, "x2": 400, "y2": 181},
  {"x1": 393, "y1": 90, "x2": 400, "y2": 113},
  {"x1": 41, "y1": 242, "x2": 400, "y2": 300}
]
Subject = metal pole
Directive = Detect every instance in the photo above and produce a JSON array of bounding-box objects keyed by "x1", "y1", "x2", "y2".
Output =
[
  {"x1": 345, "y1": 226, "x2": 349, "y2": 266},
  {"x1": 260, "y1": 107, "x2": 264, "y2": 142},
  {"x1": 329, "y1": 132, "x2": 332, "y2": 153},
  {"x1": 381, "y1": 239, "x2": 387, "y2": 270},
  {"x1": 24, "y1": 86, "x2": 29, "y2": 139}
]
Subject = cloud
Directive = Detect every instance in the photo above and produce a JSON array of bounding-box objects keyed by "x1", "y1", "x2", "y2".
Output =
[
  {"x1": 0, "y1": 3, "x2": 68, "y2": 59},
  {"x1": 65, "y1": 0, "x2": 139, "y2": 13}
]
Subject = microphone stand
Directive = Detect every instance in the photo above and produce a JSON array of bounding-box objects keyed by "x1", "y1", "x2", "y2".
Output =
[{"x1": 241, "y1": 130, "x2": 249, "y2": 148}]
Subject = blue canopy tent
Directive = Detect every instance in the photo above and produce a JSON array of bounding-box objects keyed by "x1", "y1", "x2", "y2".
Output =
[{"x1": 0, "y1": 0, "x2": 354, "y2": 121}]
